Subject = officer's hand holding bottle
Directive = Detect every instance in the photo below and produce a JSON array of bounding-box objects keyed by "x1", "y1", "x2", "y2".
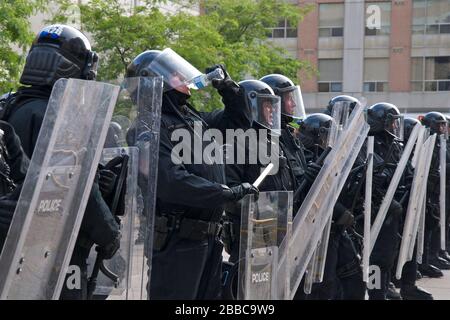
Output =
[{"x1": 205, "y1": 64, "x2": 242, "y2": 98}]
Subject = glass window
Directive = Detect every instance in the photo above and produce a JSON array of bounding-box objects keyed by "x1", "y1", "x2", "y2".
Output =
[
  {"x1": 268, "y1": 19, "x2": 297, "y2": 39},
  {"x1": 319, "y1": 3, "x2": 344, "y2": 37},
  {"x1": 319, "y1": 59, "x2": 343, "y2": 82},
  {"x1": 413, "y1": 0, "x2": 450, "y2": 34},
  {"x1": 411, "y1": 56, "x2": 450, "y2": 91},
  {"x1": 364, "y1": 58, "x2": 389, "y2": 81},
  {"x1": 365, "y1": 2, "x2": 391, "y2": 36}
]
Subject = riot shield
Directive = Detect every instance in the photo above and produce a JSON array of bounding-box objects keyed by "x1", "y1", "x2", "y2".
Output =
[
  {"x1": 286, "y1": 104, "x2": 369, "y2": 299},
  {"x1": 408, "y1": 134, "x2": 436, "y2": 261},
  {"x1": 369, "y1": 124, "x2": 421, "y2": 254},
  {"x1": 362, "y1": 136, "x2": 374, "y2": 283},
  {"x1": 395, "y1": 126, "x2": 428, "y2": 279},
  {"x1": 0, "y1": 79, "x2": 120, "y2": 299},
  {"x1": 104, "y1": 76, "x2": 163, "y2": 300},
  {"x1": 301, "y1": 100, "x2": 353, "y2": 293},
  {"x1": 276, "y1": 192, "x2": 293, "y2": 300},
  {"x1": 237, "y1": 191, "x2": 292, "y2": 300},
  {"x1": 440, "y1": 134, "x2": 446, "y2": 250},
  {"x1": 86, "y1": 147, "x2": 139, "y2": 298},
  {"x1": 417, "y1": 134, "x2": 437, "y2": 264}
]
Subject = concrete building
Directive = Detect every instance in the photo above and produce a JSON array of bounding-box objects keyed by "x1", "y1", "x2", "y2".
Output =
[{"x1": 269, "y1": 0, "x2": 450, "y2": 113}]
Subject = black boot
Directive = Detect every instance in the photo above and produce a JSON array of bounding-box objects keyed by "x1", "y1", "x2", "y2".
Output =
[
  {"x1": 418, "y1": 264, "x2": 444, "y2": 278},
  {"x1": 439, "y1": 250, "x2": 450, "y2": 262},
  {"x1": 429, "y1": 256, "x2": 450, "y2": 270},
  {"x1": 386, "y1": 282, "x2": 402, "y2": 300},
  {"x1": 400, "y1": 285, "x2": 434, "y2": 300}
]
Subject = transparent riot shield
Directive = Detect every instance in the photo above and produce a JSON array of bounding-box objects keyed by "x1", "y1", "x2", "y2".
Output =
[
  {"x1": 362, "y1": 136, "x2": 374, "y2": 283},
  {"x1": 0, "y1": 79, "x2": 120, "y2": 299},
  {"x1": 105, "y1": 76, "x2": 163, "y2": 300},
  {"x1": 440, "y1": 134, "x2": 446, "y2": 250},
  {"x1": 286, "y1": 104, "x2": 369, "y2": 299},
  {"x1": 369, "y1": 124, "x2": 421, "y2": 254},
  {"x1": 301, "y1": 101, "x2": 352, "y2": 294},
  {"x1": 276, "y1": 192, "x2": 293, "y2": 300},
  {"x1": 238, "y1": 191, "x2": 292, "y2": 300},
  {"x1": 395, "y1": 126, "x2": 428, "y2": 279},
  {"x1": 408, "y1": 134, "x2": 436, "y2": 262},
  {"x1": 86, "y1": 147, "x2": 138, "y2": 298},
  {"x1": 417, "y1": 134, "x2": 437, "y2": 264}
]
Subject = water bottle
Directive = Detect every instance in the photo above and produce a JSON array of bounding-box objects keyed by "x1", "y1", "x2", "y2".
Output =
[{"x1": 190, "y1": 68, "x2": 225, "y2": 89}]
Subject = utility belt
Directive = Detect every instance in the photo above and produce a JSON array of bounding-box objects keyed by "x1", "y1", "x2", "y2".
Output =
[{"x1": 154, "y1": 213, "x2": 222, "y2": 251}]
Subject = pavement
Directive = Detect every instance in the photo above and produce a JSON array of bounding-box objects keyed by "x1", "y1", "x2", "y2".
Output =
[{"x1": 417, "y1": 269, "x2": 450, "y2": 300}]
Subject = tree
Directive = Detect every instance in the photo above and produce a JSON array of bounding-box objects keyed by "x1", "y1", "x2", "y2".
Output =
[
  {"x1": 0, "y1": 0, "x2": 46, "y2": 93},
  {"x1": 51, "y1": 0, "x2": 314, "y2": 111}
]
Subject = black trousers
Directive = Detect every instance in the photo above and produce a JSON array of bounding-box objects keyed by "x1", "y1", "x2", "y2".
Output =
[
  {"x1": 368, "y1": 213, "x2": 402, "y2": 300},
  {"x1": 149, "y1": 231, "x2": 223, "y2": 299},
  {"x1": 308, "y1": 229, "x2": 365, "y2": 300}
]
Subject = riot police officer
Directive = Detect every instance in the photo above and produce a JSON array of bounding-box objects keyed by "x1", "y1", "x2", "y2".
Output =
[
  {"x1": 259, "y1": 74, "x2": 320, "y2": 211},
  {"x1": 298, "y1": 112, "x2": 366, "y2": 300},
  {"x1": 394, "y1": 117, "x2": 433, "y2": 300},
  {"x1": 1, "y1": 25, "x2": 121, "y2": 300},
  {"x1": 366, "y1": 102, "x2": 405, "y2": 300},
  {"x1": 223, "y1": 79, "x2": 296, "y2": 265},
  {"x1": 126, "y1": 49, "x2": 257, "y2": 299},
  {"x1": 419, "y1": 112, "x2": 450, "y2": 275}
]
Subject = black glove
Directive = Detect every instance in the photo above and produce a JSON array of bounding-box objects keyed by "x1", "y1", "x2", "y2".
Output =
[
  {"x1": 0, "y1": 121, "x2": 29, "y2": 183},
  {"x1": 95, "y1": 232, "x2": 121, "y2": 260},
  {"x1": 205, "y1": 64, "x2": 241, "y2": 98},
  {"x1": 304, "y1": 162, "x2": 321, "y2": 183},
  {"x1": 98, "y1": 169, "x2": 117, "y2": 198},
  {"x1": 225, "y1": 183, "x2": 259, "y2": 202}
]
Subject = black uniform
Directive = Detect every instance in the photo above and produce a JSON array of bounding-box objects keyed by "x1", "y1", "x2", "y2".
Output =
[
  {"x1": 224, "y1": 124, "x2": 295, "y2": 262},
  {"x1": 366, "y1": 133, "x2": 404, "y2": 300},
  {"x1": 149, "y1": 87, "x2": 252, "y2": 299},
  {"x1": 0, "y1": 120, "x2": 29, "y2": 251},
  {"x1": 3, "y1": 88, "x2": 120, "y2": 300}
]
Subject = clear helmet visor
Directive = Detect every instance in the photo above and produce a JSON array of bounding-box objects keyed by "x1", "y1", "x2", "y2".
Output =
[
  {"x1": 385, "y1": 114, "x2": 404, "y2": 141},
  {"x1": 322, "y1": 119, "x2": 338, "y2": 149},
  {"x1": 278, "y1": 85, "x2": 306, "y2": 120},
  {"x1": 148, "y1": 48, "x2": 202, "y2": 92},
  {"x1": 435, "y1": 120, "x2": 449, "y2": 140},
  {"x1": 249, "y1": 92, "x2": 281, "y2": 132}
]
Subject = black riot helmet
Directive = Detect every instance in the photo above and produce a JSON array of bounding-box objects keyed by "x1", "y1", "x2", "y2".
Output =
[
  {"x1": 367, "y1": 102, "x2": 404, "y2": 140},
  {"x1": 259, "y1": 74, "x2": 306, "y2": 124},
  {"x1": 420, "y1": 112, "x2": 448, "y2": 138},
  {"x1": 126, "y1": 50, "x2": 162, "y2": 79},
  {"x1": 404, "y1": 117, "x2": 421, "y2": 143},
  {"x1": 297, "y1": 113, "x2": 334, "y2": 149},
  {"x1": 325, "y1": 95, "x2": 360, "y2": 116},
  {"x1": 20, "y1": 24, "x2": 98, "y2": 86},
  {"x1": 126, "y1": 48, "x2": 205, "y2": 95},
  {"x1": 238, "y1": 80, "x2": 281, "y2": 132}
]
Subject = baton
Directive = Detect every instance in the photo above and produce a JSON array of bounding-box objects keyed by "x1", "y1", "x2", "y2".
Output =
[{"x1": 253, "y1": 163, "x2": 274, "y2": 188}]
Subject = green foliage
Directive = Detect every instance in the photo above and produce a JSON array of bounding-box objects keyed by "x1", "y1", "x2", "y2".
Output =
[
  {"x1": 50, "y1": 0, "x2": 314, "y2": 111},
  {"x1": 0, "y1": 0, "x2": 46, "y2": 93}
]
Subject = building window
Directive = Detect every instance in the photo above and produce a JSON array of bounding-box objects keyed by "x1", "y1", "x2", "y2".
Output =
[
  {"x1": 319, "y1": 3, "x2": 344, "y2": 38},
  {"x1": 365, "y1": 2, "x2": 391, "y2": 36},
  {"x1": 363, "y1": 58, "x2": 389, "y2": 92},
  {"x1": 411, "y1": 56, "x2": 450, "y2": 91},
  {"x1": 318, "y1": 59, "x2": 343, "y2": 92},
  {"x1": 412, "y1": 0, "x2": 450, "y2": 34},
  {"x1": 268, "y1": 19, "x2": 298, "y2": 38}
]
